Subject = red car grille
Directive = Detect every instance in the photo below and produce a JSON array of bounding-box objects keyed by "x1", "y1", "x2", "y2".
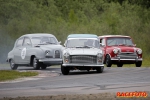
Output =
[{"x1": 117, "y1": 52, "x2": 137, "y2": 59}]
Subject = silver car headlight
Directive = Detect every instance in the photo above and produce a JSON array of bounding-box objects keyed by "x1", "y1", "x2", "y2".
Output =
[
  {"x1": 113, "y1": 48, "x2": 119, "y2": 54},
  {"x1": 45, "y1": 50, "x2": 50, "y2": 56},
  {"x1": 137, "y1": 49, "x2": 142, "y2": 54}
]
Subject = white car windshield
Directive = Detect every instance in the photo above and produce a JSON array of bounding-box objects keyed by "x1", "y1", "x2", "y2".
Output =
[
  {"x1": 107, "y1": 37, "x2": 134, "y2": 46},
  {"x1": 32, "y1": 37, "x2": 57, "y2": 45},
  {"x1": 66, "y1": 39, "x2": 100, "y2": 48}
]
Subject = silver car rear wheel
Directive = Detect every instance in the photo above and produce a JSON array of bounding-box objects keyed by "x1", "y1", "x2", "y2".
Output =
[{"x1": 10, "y1": 59, "x2": 18, "y2": 70}]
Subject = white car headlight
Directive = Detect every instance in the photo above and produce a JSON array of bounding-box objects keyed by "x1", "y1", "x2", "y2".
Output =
[
  {"x1": 137, "y1": 49, "x2": 142, "y2": 54},
  {"x1": 97, "y1": 53, "x2": 102, "y2": 58},
  {"x1": 97, "y1": 53, "x2": 103, "y2": 63},
  {"x1": 63, "y1": 52, "x2": 70, "y2": 63},
  {"x1": 64, "y1": 52, "x2": 70, "y2": 57},
  {"x1": 113, "y1": 49, "x2": 119, "y2": 54}
]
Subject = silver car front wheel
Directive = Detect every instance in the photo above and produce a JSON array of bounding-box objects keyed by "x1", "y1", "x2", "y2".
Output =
[
  {"x1": 10, "y1": 59, "x2": 18, "y2": 70},
  {"x1": 33, "y1": 57, "x2": 40, "y2": 70}
]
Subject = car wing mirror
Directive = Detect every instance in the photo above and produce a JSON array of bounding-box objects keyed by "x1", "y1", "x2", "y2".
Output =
[
  {"x1": 100, "y1": 43, "x2": 105, "y2": 47},
  {"x1": 27, "y1": 42, "x2": 31, "y2": 45},
  {"x1": 134, "y1": 44, "x2": 136, "y2": 46},
  {"x1": 58, "y1": 41, "x2": 61, "y2": 44},
  {"x1": 64, "y1": 43, "x2": 66, "y2": 47}
]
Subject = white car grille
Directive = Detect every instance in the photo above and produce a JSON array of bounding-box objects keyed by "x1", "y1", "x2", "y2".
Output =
[{"x1": 70, "y1": 55, "x2": 97, "y2": 63}]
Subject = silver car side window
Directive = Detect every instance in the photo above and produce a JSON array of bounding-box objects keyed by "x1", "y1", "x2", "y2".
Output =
[
  {"x1": 50, "y1": 37, "x2": 57, "y2": 44},
  {"x1": 23, "y1": 37, "x2": 31, "y2": 46},
  {"x1": 16, "y1": 38, "x2": 23, "y2": 47}
]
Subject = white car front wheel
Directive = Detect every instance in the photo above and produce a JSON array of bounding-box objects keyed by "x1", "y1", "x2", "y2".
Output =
[{"x1": 61, "y1": 65, "x2": 69, "y2": 75}]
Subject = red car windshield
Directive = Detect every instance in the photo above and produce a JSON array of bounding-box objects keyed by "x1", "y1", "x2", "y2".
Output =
[{"x1": 107, "y1": 37, "x2": 134, "y2": 46}]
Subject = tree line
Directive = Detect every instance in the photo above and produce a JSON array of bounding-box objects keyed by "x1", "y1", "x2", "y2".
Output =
[{"x1": 0, "y1": 0, "x2": 150, "y2": 63}]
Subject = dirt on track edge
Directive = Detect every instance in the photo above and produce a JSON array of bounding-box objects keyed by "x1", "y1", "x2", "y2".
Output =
[{"x1": 0, "y1": 92, "x2": 150, "y2": 100}]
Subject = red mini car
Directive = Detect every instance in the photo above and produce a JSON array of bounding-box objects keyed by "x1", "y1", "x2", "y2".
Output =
[{"x1": 99, "y1": 35, "x2": 142, "y2": 67}]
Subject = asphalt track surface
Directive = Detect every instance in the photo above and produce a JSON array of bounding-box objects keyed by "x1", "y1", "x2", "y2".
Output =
[{"x1": 0, "y1": 64, "x2": 150, "y2": 98}]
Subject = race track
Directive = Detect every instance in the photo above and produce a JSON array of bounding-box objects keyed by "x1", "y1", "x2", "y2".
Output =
[{"x1": 0, "y1": 65, "x2": 150, "y2": 98}]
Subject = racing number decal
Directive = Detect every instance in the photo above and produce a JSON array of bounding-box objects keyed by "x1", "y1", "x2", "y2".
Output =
[{"x1": 21, "y1": 48, "x2": 26, "y2": 59}]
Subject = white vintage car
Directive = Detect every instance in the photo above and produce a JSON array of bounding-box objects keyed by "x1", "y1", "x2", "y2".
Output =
[
  {"x1": 7, "y1": 33, "x2": 63, "y2": 70},
  {"x1": 61, "y1": 34, "x2": 104, "y2": 75}
]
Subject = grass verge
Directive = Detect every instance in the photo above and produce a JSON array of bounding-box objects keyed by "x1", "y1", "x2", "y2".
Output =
[{"x1": 0, "y1": 70, "x2": 38, "y2": 82}]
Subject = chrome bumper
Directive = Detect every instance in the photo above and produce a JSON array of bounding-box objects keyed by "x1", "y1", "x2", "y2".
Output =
[
  {"x1": 62, "y1": 63, "x2": 104, "y2": 67},
  {"x1": 111, "y1": 58, "x2": 143, "y2": 61},
  {"x1": 38, "y1": 58, "x2": 62, "y2": 65}
]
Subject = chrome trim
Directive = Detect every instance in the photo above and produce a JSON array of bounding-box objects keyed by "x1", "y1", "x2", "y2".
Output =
[
  {"x1": 70, "y1": 55, "x2": 97, "y2": 64},
  {"x1": 111, "y1": 58, "x2": 142, "y2": 61},
  {"x1": 55, "y1": 50, "x2": 60, "y2": 58},
  {"x1": 39, "y1": 58, "x2": 62, "y2": 63},
  {"x1": 62, "y1": 63, "x2": 104, "y2": 67},
  {"x1": 116, "y1": 52, "x2": 138, "y2": 59}
]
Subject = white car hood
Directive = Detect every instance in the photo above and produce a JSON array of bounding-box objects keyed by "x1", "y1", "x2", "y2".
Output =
[{"x1": 65, "y1": 48, "x2": 101, "y2": 55}]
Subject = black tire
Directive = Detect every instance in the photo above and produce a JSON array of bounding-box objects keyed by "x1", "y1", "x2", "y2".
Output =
[
  {"x1": 61, "y1": 65, "x2": 69, "y2": 75},
  {"x1": 136, "y1": 61, "x2": 142, "y2": 67},
  {"x1": 105, "y1": 55, "x2": 112, "y2": 67},
  {"x1": 9, "y1": 59, "x2": 18, "y2": 70},
  {"x1": 96, "y1": 66, "x2": 104, "y2": 73},
  {"x1": 117, "y1": 63, "x2": 123, "y2": 67},
  {"x1": 41, "y1": 64, "x2": 47, "y2": 70},
  {"x1": 33, "y1": 57, "x2": 40, "y2": 70}
]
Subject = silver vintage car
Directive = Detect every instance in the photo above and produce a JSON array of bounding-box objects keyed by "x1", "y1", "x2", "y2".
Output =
[
  {"x1": 61, "y1": 34, "x2": 104, "y2": 75},
  {"x1": 7, "y1": 33, "x2": 63, "y2": 70}
]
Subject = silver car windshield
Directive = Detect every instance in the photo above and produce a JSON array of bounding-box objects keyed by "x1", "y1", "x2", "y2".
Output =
[
  {"x1": 66, "y1": 39, "x2": 100, "y2": 48},
  {"x1": 107, "y1": 37, "x2": 134, "y2": 46},
  {"x1": 32, "y1": 37, "x2": 57, "y2": 45}
]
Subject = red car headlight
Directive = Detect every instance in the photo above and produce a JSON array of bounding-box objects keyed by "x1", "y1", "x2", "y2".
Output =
[
  {"x1": 113, "y1": 49, "x2": 119, "y2": 54},
  {"x1": 137, "y1": 49, "x2": 142, "y2": 54}
]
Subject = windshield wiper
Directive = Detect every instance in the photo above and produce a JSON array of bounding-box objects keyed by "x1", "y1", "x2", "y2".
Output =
[
  {"x1": 75, "y1": 46, "x2": 83, "y2": 48},
  {"x1": 75, "y1": 45, "x2": 93, "y2": 48},
  {"x1": 118, "y1": 44, "x2": 126, "y2": 46},
  {"x1": 46, "y1": 42, "x2": 55, "y2": 44},
  {"x1": 84, "y1": 45, "x2": 92, "y2": 48},
  {"x1": 38, "y1": 42, "x2": 55, "y2": 45},
  {"x1": 37, "y1": 43, "x2": 47, "y2": 45},
  {"x1": 126, "y1": 44, "x2": 134, "y2": 46}
]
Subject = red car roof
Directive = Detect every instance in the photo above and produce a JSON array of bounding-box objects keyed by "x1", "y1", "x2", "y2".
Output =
[{"x1": 99, "y1": 35, "x2": 131, "y2": 38}]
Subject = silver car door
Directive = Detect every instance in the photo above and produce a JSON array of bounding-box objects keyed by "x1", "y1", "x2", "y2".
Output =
[
  {"x1": 13, "y1": 37, "x2": 24, "y2": 64},
  {"x1": 22, "y1": 37, "x2": 32, "y2": 64}
]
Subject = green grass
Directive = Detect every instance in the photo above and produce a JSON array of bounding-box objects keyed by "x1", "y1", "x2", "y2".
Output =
[{"x1": 0, "y1": 70, "x2": 38, "y2": 82}]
